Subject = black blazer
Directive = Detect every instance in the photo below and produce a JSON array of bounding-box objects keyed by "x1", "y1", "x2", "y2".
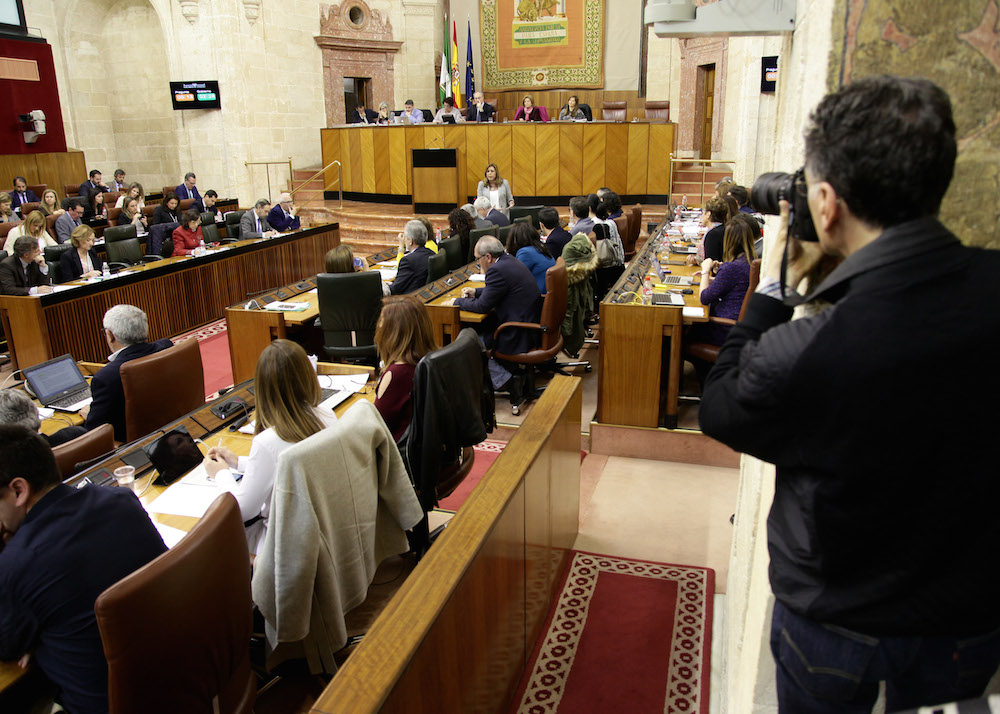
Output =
[
  {"x1": 545, "y1": 226, "x2": 572, "y2": 259},
  {"x1": 390, "y1": 245, "x2": 435, "y2": 295},
  {"x1": 348, "y1": 108, "x2": 379, "y2": 124},
  {"x1": 486, "y1": 209, "x2": 510, "y2": 227},
  {"x1": 59, "y1": 247, "x2": 104, "y2": 282},
  {"x1": 11, "y1": 189, "x2": 39, "y2": 211},
  {"x1": 152, "y1": 204, "x2": 181, "y2": 225},
  {"x1": 78, "y1": 180, "x2": 107, "y2": 199},
  {"x1": 0, "y1": 254, "x2": 51, "y2": 295},
  {"x1": 466, "y1": 103, "x2": 495, "y2": 123},
  {"x1": 454, "y1": 253, "x2": 540, "y2": 355}
]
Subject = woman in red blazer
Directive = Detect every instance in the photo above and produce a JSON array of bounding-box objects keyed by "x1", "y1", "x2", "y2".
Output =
[{"x1": 171, "y1": 209, "x2": 204, "y2": 256}]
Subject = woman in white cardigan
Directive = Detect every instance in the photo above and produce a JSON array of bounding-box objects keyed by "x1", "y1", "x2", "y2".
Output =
[
  {"x1": 476, "y1": 163, "x2": 514, "y2": 216},
  {"x1": 202, "y1": 339, "x2": 337, "y2": 554}
]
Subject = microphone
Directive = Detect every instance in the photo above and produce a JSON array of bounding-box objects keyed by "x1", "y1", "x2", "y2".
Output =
[{"x1": 428, "y1": 136, "x2": 444, "y2": 148}]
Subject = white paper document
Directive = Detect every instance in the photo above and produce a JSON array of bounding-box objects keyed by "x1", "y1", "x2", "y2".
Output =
[
  {"x1": 146, "y1": 472, "x2": 222, "y2": 519},
  {"x1": 468, "y1": 273, "x2": 486, "y2": 282},
  {"x1": 377, "y1": 269, "x2": 397, "y2": 280},
  {"x1": 682, "y1": 307, "x2": 706, "y2": 318},
  {"x1": 154, "y1": 522, "x2": 188, "y2": 549}
]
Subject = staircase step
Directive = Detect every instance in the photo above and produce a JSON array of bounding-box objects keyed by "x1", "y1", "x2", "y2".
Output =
[{"x1": 293, "y1": 168, "x2": 322, "y2": 180}]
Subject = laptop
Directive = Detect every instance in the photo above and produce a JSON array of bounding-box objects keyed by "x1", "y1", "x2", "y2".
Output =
[
  {"x1": 319, "y1": 387, "x2": 353, "y2": 412},
  {"x1": 653, "y1": 259, "x2": 694, "y2": 286},
  {"x1": 23, "y1": 354, "x2": 93, "y2": 412},
  {"x1": 441, "y1": 114, "x2": 457, "y2": 124}
]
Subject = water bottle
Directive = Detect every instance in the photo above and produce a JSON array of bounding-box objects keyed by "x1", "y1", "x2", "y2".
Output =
[
  {"x1": 643, "y1": 275, "x2": 654, "y2": 303},
  {"x1": 102, "y1": 263, "x2": 110, "y2": 279}
]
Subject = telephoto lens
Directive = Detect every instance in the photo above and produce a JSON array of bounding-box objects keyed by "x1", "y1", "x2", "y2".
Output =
[{"x1": 750, "y1": 169, "x2": 818, "y2": 242}]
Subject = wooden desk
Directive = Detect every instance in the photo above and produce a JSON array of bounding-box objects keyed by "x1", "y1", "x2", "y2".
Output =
[{"x1": 0, "y1": 223, "x2": 340, "y2": 371}]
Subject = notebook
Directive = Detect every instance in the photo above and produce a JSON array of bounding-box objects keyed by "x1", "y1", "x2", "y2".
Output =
[{"x1": 22, "y1": 354, "x2": 92, "y2": 412}]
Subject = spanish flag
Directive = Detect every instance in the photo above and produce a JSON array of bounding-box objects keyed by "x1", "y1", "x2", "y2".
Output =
[{"x1": 451, "y1": 21, "x2": 463, "y2": 108}]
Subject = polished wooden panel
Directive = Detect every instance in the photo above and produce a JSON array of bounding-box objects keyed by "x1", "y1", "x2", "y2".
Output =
[
  {"x1": 534, "y1": 124, "x2": 560, "y2": 196},
  {"x1": 627, "y1": 123, "x2": 651, "y2": 196},
  {"x1": 0, "y1": 294, "x2": 46, "y2": 371},
  {"x1": 373, "y1": 128, "x2": 392, "y2": 194},
  {"x1": 0, "y1": 150, "x2": 86, "y2": 203},
  {"x1": 647, "y1": 124, "x2": 672, "y2": 195},
  {"x1": 404, "y1": 127, "x2": 424, "y2": 195},
  {"x1": 442, "y1": 124, "x2": 468, "y2": 200},
  {"x1": 423, "y1": 124, "x2": 445, "y2": 152},
  {"x1": 487, "y1": 125, "x2": 512, "y2": 190},
  {"x1": 310, "y1": 376, "x2": 582, "y2": 714},
  {"x1": 350, "y1": 130, "x2": 365, "y2": 194},
  {"x1": 605, "y1": 123, "x2": 629, "y2": 194},
  {"x1": 484, "y1": 89, "x2": 652, "y2": 123},
  {"x1": 388, "y1": 129, "x2": 407, "y2": 195},
  {"x1": 224, "y1": 308, "x2": 287, "y2": 385},
  {"x1": 412, "y1": 166, "x2": 459, "y2": 204},
  {"x1": 510, "y1": 124, "x2": 536, "y2": 198},
  {"x1": 320, "y1": 130, "x2": 341, "y2": 195},
  {"x1": 559, "y1": 123, "x2": 584, "y2": 196},
  {"x1": 581, "y1": 123, "x2": 606, "y2": 195},
  {"x1": 339, "y1": 130, "x2": 355, "y2": 193},
  {"x1": 465, "y1": 126, "x2": 490, "y2": 199}
]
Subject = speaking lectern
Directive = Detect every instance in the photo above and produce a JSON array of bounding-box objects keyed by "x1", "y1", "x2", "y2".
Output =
[{"x1": 411, "y1": 148, "x2": 459, "y2": 214}]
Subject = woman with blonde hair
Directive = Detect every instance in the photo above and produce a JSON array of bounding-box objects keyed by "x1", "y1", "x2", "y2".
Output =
[
  {"x1": 60, "y1": 224, "x2": 103, "y2": 281},
  {"x1": 114, "y1": 182, "x2": 145, "y2": 209},
  {"x1": 0, "y1": 193, "x2": 16, "y2": 223},
  {"x1": 4, "y1": 210, "x2": 57, "y2": 254},
  {"x1": 477, "y1": 163, "x2": 514, "y2": 215},
  {"x1": 38, "y1": 189, "x2": 65, "y2": 217},
  {"x1": 203, "y1": 339, "x2": 337, "y2": 553},
  {"x1": 373, "y1": 295, "x2": 436, "y2": 441}
]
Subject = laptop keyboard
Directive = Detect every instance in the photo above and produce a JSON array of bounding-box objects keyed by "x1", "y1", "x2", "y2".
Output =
[
  {"x1": 48, "y1": 386, "x2": 92, "y2": 409},
  {"x1": 320, "y1": 387, "x2": 340, "y2": 402},
  {"x1": 660, "y1": 275, "x2": 691, "y2": 285}
]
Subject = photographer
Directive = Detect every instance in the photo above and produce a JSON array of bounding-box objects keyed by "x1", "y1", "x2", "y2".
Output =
[{"x1": 700, "y1": 75, "x2": 1000, "y2": 713}]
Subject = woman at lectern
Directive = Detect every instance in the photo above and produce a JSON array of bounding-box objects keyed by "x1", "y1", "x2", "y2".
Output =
[{"x1": 477, "y1": 163, "x2": 515, "y2": 216}]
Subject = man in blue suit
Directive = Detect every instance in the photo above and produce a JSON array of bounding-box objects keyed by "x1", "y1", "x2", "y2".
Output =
[
  {"x1": 175, "y1": 172, "x2": 204, "y2": 212},
  {"x1": 474, "y1": 196, "x2": 509, "y2": 227},
  {"x1": 445, "y1": 235, "x2": 540, "y2": 403},
  {"x1": 77, "y1": 169, "x2": 108, "y2": 202},
  {"x1": 9, "y1": 177, "x2": 38, "y2": 214},
  {"x1": 267, "y1": 193, "x2": 301, "y2": 232},
  {"x1": 390, "y1": 220, "x2": 434, "y2": 294},
  {"x1": 82, "y1": 305, "x2": 173, "y2": 442}
]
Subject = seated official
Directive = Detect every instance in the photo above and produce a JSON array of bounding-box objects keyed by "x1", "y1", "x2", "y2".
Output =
[
  {"x1": 0, "y1": 236, "x2": 53, "y2": 296},
  {"x1": 0, "y1": 389, "x2": 86, "y2": 447},
  {"x1": 108, "y1": 168, "x2": 127, "y2": 192},
  {"x1": 60, "y1": 225, "x2": 104, "y2": 281},
  {"x1": 690, "y1": 217, "x2": 757, "y2": 351},
  {"x1": 373, "y1": 295, "x2": 436, "y2": 442},
  {"x1": 240, "y1": 199, "x2": 279, "y2": 240},
  {"x1": 10, "y1": 176, "x2": 39, "y2": 213},
  {"x1": 38, "y1": 189, "x2": 65, "y2": 218},
  {"x1": 83, "y1": 187, "x2": 108, "y2": 221},
  {"x1": 0, "y1": 425, "x2": 166, "y2": 714},
  {"x1": 448, "y1": 206, "x2": 476, "y2": 260},
  {"x1": 114, "y1": 182, "x2": 144, "y2": 210},
  {"x1": 597, "y1": 188, "x2": 624, "y2": 220},
  {"x1": 171, "y1": 209, "x2": 204, "y2": 256},
  {"x1": 117, "y1": 196, "x2": 148, "y2": 234},
  {"x1": 400, "y1": 99, "x2": 424, "y2": 124},
  {"x1": 474, "y1": 196, "x2": 509, "y2": 228},
  {"x1": 267, "y1": 192, "x2": 301, "y2": 232},
  {"x1": 151, "y1": 193, "x2": 182, "y2": 225},
  {"x1": 4, "y1": 210, "x2": 57, "y2": 255},
  {"x1": 55, "y1": 199, "x2": 86, "y2": 244},
  {"x1": 514, "y1": 95, "x2": 546, "y2": 122},
  {"x1": 477, "y1": 163, "x2": 515, "y2": 216},
  {"x1": 175, "y1": 172, "x2": 204, "y2": 212},
  {"x1": 433, "y1": 96, "x2": 464, "y2": 123},
  {"x1": 202, "y1": 189, "x2": 221, "y2": 219},
  {"x1": 376, "y1": 101, "x2": 392, "y2": 125},
  {"x1": 466, "y1": 91, "x2": 495, "y2": 123},
  {"x1": 0, "y1": 193, "x2": 17, "y2": 223},
  {"x1": 390, "y1": 220, "x2": 435, "y2": 295},
  {"x1": 78, "y1": 170, "x2": 108, "y2": 201},
  {"x1": 81, "y1": 305, "x2": 173, "y2": 442},
  {"x1": 539, "y1": 206, "x2": 571, "y2": 259},
  {"x1": 348, "y1": 101, "x2": 378, "y2": 124},
  {"x1": 506, "y1": 221, "x2": 555, "y2": 294},
  {"x1": 558, "y1": 95, "x2": 587, "y2": 121},
  {"x1": 690, "y1": 197, "x2": 729, "y2": 265},
  {"x1": 567, "y1": 195, "x2": 594, "y2": 237},
  {"x1": 443, "y1": 236, "x2": 541, "y2": 403},
  {"x1": 203, "y1": 339, "x2": 337, "y2": 554}
]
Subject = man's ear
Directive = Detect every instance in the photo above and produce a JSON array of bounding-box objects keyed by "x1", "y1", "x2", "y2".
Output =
[
  {"x1": 813, "y1": 181, "x2": 841, "y2": 234},
  {"x1": 8, "y1": 478, "x2": 32, "y2": 508}
]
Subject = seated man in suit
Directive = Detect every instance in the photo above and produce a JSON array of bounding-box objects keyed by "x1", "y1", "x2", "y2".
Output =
[
  {"x1": 567, "y1": 195, "x2": 595, "y2": 236},
  {"x1": 474, "y1": 196, "x2": 509, "y2": 228},
  {"x1": 390, "y1": 220, "x2": 434, "y2": 294},
  {"x1": 175, "y1": 172, "x2": 204, "y2": 212},
  {"x1": 0, "y1": 236, "x2": 53, "y2": 295},
  {"x1": 54, "y1": 199, "x2": 86, "y2": 245},
  {"x1": 81, "y1": 305, "x2": 173, "y2": 442},
  {"x1": 538, "y1": 206, "x2": 572, "y2": 259},
  {"x1": 240, "y1": 199, "x2": 280, "y2": 240},
  {"x1": 202, "y1": 189, "x2": 222, "y2": 220},
  {"x1": 10, "y1": 176, "x2": 39, "y2": 215},
  {"x1": 0, "y1": 389, "x2": 85, "y2": 447},
  {"x1": 267, "y1": 192, "x2": 301, "y2": 232},
  {"x1": 466, "y1": 92, "x2": 495, "y2": 123},
  {"x1": 400, "y1": 99, "x2": 424, "y2": 124},
  {"x1": 78, "y1": 169, "x2": 108, "y2": 201},
  {"x1": 348, "y1": 100, "x2": 378, "y2": 124},
  {"x1": 442, "y1": 236, "x2": 541, "y2": 404},
  {"x1": 0, "y1": 425, "x2": 166, "y2": 714},
  {"x1": 108, "y1": 168, "x2": 127, "y2": 192}
]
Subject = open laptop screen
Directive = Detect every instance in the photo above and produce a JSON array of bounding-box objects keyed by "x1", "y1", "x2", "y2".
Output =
[{"x1": 23, "y1": 354, "x2": 88, "y2": 404}]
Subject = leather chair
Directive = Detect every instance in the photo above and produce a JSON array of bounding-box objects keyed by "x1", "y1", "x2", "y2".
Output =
[
  {"x1": 644, "y1": 100, "x2": 670, "y2": 120},
  {"x1": 493, "y1": 259, "x2": 569, "y2": 415},
  {"x1": 95, "y1": 494, "x2": 255, "y2": 714},
  {"x1": 45, "y1": 214, "x2": 58, "y2": 241},
  {"x1": 161, "y1": 185, "x2": 177, "y2": 197},
  {"x1": 18, "y1": 201, "x2": 40, "y2": 215},
  {"x1": 497, "y1": 224, "x2": 513, "y2": 246},
  {"x1": 64, "y1": 183, "x2": 79, "y2": 197},
  {"x1": 106, "y1": 207, "x2": 122, "y2": 226},
  {"x1": 467, "y1": 225, "x2": 498, "y2": 263},
  {"x1": 629, "y1": 205, "x2": 643, "y2": 257},
  {"x1": 683, "y1": 259, "x2": 761, "y2": 366},
  {"x1": 512, "y1": 215, "x2": 531, "y2": 225},
  {"x1": 104, "y1": 224, "x2": 137, "y2": 243},
  {"x1": 316, "y1": 271, "x2": 382, "y2": 364},
  {"x1": 0, "y1": 222, "x2": 19, "y2": 242},
  {"x1": 52, "y1": 423, "x2": 114, "y2": 478},
  {"x1": 120, "y1": 338, "x2": 205, "y2": 442},
  {"x1": 179, "y1": 198, "x2": 196, "y2": 212},
  {"x1": 578, "y1": 103, "x2": 594, "y2": 121},
  {"x1": 27, "y1": 184, "x2": 45, "y2": 198},
  {"x1": 426, "y1": 251, "x2": 447, "y2": 283},
  {"x1": 43, "y1": 244, "x2": 73, "y2": 283},
  {"x1": 202, "y1": 223, "x2": 222, "y2": 244},
  {"x1": 602, "y1": 100, "x2": 627, "y2": 121},
  {"x1": 509, "y1": 205, "x2": 544, "y2": 229},
  {"x1": 106, "y1": 237, "x2": 164, "y2": 269},
  {"x1": 102, "y1": 191, "x2": 121, "y2": 208},
  {"x1": 225, "y1": 210, "x2": 244, "y2": 240},
  {"x1": 200, "y1": 211, "x2": 215, "y2": 226},
  {"x1": 438, "y1": 235, "x2": 464, "y2": 271},
  {"x1": 140, "y1": 205, "x2": 157, "y2": 222},
  {"x1": 613, "y1": 215, "x2": 629, "y2": 253}
]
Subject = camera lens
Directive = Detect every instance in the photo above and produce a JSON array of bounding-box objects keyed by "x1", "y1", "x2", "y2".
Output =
[{"x1": 750, "y1": 172, "x2": 794, "y2": 215}]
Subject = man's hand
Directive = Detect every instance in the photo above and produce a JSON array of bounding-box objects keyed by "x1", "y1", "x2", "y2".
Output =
[
  {"x1": 764, "y1": 200, "x2": 826, "y2": 289},
  {"x1": 508, "y1": 199, "x2": 515, "y2": 208},
  {"x1": 36, "y1": 285, "x2": 53, "y2": 294},
  {"x1": 440, "y1": 298, "x2": 455, "y2": 307},
  {"x1": 397, "y1": 231, "x2": 406, "y2": 250},
  {"x1": 289, "y1": 206, "x2": 297, "y2": 217},
  {"x1": 461, "y1": 287, "x2": 476, "y2": 298},
  {"x1": 78, "y1": 404, "x2": 90, "y2": 420}
]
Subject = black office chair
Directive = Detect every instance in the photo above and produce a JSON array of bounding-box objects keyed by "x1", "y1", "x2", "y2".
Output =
[
  {"x1": 316, "y1": 272, "x2": 382, "y2": 365},
  {"x1": 200, "y1": 211, "x2": 215, "y2": 227},
  {"x1": 426, "y1": 251, "x2": 448, "y2": 283},
  {"x1": 43, "y1": 244, "x2": 73, "y2": 283},
  {"x1": 467, "y1": 225, "x2": 498, "y2": 263},
  {"x1": 105, "y1": 238, "x2": 163, "y2": 271},
  {"x1": 103, "y1": 224, "x2": 137, "y2": 244},
  {"x1": 579, "y1": 103, "x2": 594, "y2": 121},
  {"x1": 497, "y1": 224, "x2": 513, "y2": 245},
  {"x1": 202, "y1": 223, "x2": 222, "y2": 244},
  {"x1": 225, "y1": 210, "x2": 244, "y2": 241},
  {"x1": 421, "y1": 109, "x2": 434, "y2": 123},
  {"x1": 438, "y1": 235, "x2": 464, "y2": 272},
  {"x1": 509, "y1": 205, "x2": 544, "y2": 229},
  {"x1": 229, "y1": 223, "x2": 242, "y2": 241}
]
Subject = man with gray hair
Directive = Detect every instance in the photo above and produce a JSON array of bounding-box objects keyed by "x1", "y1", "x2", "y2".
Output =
[
  {"x1": 267, "y1": 192, "x2": 301, "y2": 232},
  {"x1": 390, "y1": 219, "x2": 434, "y2": 294},
  {"x1": 0, "y1": 389, "x2": 85, "y2": 447},
  {"x1": 0, "y1": 235, "x2": 52, "y2": 295},
  {"x1": 240, "y1": 198, "x2": 279, "y2": 240},
  {"x1": 474, "y1": 195, "x2": 509, "y2": 228},
  {"x1": 82, "y1": 305, "x2": 173, "y2": 441},
  {"x1": 442, "y1": 235, "x2": 540, "y2": 405},
  {"x1": 470, "y1": 199, "x2": 491, "y2": 229}
]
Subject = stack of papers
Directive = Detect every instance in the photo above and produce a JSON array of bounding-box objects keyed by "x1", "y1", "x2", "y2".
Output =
[
  {"x1": 377, "y1": 269, "x2": 397, "y2": 280},
  {"x1": 468, "y1": 273, "x2": 487, "y2": 282},
  {"x1": 146, "y1": 465, "x2": 222, "y2": 519},
  {"x1": 264, "y1": 302, "x2": 308, "y2": 312}
]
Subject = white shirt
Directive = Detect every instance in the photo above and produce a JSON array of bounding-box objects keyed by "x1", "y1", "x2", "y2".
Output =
[{"x1": 489, "y1": 188, "x2": 501, "y2": 210}]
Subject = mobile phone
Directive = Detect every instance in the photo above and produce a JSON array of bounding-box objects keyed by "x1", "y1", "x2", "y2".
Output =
[{"x1": 353, "y1": 257, "x2": 364, "y2": 269}]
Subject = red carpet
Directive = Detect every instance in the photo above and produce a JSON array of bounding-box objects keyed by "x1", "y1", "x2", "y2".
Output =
[
  {"x1": 171, "y1": 319, "x2": 234, "y2": 399},
  {"x1": 436, "y1": 440, "x2": 506, "y2": 511},
  {"x1": 511, "y1": 552, "x2": 714, "y2": 714}
]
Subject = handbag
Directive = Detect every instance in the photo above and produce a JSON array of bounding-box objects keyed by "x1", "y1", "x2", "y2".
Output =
[{"x1": 594, "y1": 224, "x2": 616, "y2": 268}]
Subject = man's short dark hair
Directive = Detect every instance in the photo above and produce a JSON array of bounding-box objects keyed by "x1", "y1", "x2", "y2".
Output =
[
  {"x1": 13, "y1": 176, "x2": 26, "y2": 184},
  {"x1": 13, "y1": 235, "x2": 37, "y2": 257},
  {"x1": 569, "y1": 197, "x2": 589, "y2": 219},
  {"x1": 89, "y1": 169, "x2": 101, "y2": 179},
  {"x1": 204, "y1": 189, "x2": 218, "y2": 198},
  {"x1": 804, "y1": 75, "x2": 956, "y2": 228},
  {"x1": 0, "y1": 425, "x2": 60, "y2": 491},
  {"x1": 538, "y1": 206, "x2": 560, "y2": 230},
  {"x1": 443, "y1": 97, "x2": 455, "y2": 107},
  {"x1": 729, "y1": 185, "x2": 749, "y2": 206},
  {"x1": 405, "y1": 99, "x2": 414, "y2": 105},
  {"x1": 114, "y1": 169, "x2": 125, "y2": 177},
  {"x1": 68, "y1": 198, "x2": 85, "y2": 211},
  {"x1": 255, "y1": 198, "x2": 270, "y2": 209},
  {"x1": 184, "y1": 172, "x2": 196, "y2": 181}
]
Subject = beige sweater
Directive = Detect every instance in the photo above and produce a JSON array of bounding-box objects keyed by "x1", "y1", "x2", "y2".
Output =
[{"x1": 251, "y1": 400, "x2": 424, "y2": 672}]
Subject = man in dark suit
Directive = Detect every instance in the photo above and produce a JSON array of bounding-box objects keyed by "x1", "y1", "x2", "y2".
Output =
[
  {"x1": 0, "y1": 389, "x2": 86, "y2": 447},
  {"x1": 390, "y1": 220, "x2": 435, "y2": 294},
  {"x1": 267, "y1": 192, "x2": 301, "y2": 232},
  {"x1": 474, "y1": 196, "x2": 509, "y2": 228},
  {"x1": 78, "y1": 169, "x2": 108, "y2": 201},
  {"x1": 10, "y1": 177, "x2": 39, "y2": 214},
  {"x1": 240, "y1": 199, "x2": 279, "y2": 240},
  {"x1": 0, "y1": 237, "x2": 53, "y2": 296},
  {"x1": 466, "y1": 92, "x2": 495, "y2": 123},
  {"x1": 81, "y1": 305, "x2": 173, "y2": 442},
  {"x1": 538, "y1": 206, "x2": 571, "y2": 259},
  {"x1": 348, "y1": 101, "x2": 378, "y2": 124},
  {"x1": 175, "y1": 172, "x2": 204, "y2": 212},
  {"x1": 0, "y1": 425, "x2": 166, "y2": 714},
  {"x1": 445, "y1": 235, "x2": 541, "y2": 403}
]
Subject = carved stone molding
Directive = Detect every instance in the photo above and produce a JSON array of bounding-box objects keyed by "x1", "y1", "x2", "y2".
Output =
[
  {"x1": 178, "y1": 0, "x2": 198, "y2": 24},
  {"x1": 243, "y1": 0, "x2": 261, "y2": 25},
  {"x1": 678, "y1": 37, "x2": 729, "y2": 154}
]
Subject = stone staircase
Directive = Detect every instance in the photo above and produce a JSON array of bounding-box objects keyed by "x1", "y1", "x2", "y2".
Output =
[
  {"x1": 670, "y1": 162, "x2": 735, "y2": 207},
  {"x1": 287, "y1": 168, "x2": 326, "y2": 204}
]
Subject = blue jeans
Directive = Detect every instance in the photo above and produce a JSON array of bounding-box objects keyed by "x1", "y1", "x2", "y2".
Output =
[{"x1": 770, "y1": 600, "x2": 1000, "y2": 714}]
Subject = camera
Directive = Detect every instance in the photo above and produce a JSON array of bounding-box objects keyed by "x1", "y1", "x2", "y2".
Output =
[{"x1": 751, "y1": 168, "x2": 818, "y2": 242}]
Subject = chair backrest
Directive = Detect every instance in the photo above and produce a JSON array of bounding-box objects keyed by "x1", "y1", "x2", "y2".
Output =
[
  {"x1": 179, "y1": 198, "x2": 196, "y2": 212},
  {"x1": 579, "y1": 103, "x2": 594, "y2": 121},
  {"x1": 497, "y1": 224, "x2": 513, "y2": 245},
  {"x1": 644, "y1": 100, "x2": 670, "y2": 120},
  {"x1": 140, "y1": 205, "x2": 157, "y2": 221},
  {"x1": 630, "y1": 205, "x2": 642, "y2": 245},
  {"x1": 737, "y1": 259, "x2": 762, "y2": 322},
  {"x1": 43, "y1": 243, "x2": 73, "y2": 283},
  {"x1": 27, "y1": 184, "x2": 45, "y2": 198},
  {"x1": 228, "y1": 222, "x2": 242, "y2": 241},
  {"x1": 316, "y1": 271, "x2": 383, "y2": 362},
  {"x1": 120, "y1": 338, "x2": 205, "y2": 442},
  {"x1": 509, "y1": 205, "x2": 543, "y2": 229},
  {"x1": 45, "y1": 213, "x2": 58, "y2": 241},
  {"x1": 613, "y1": 216, "x2": 629, "y2": 246},
  {"x1": 426, "y1": 251, "x2": 448, "y2": 283},
  {"x1": 106, "y1": 207, "x2": 122, "y2": 226},
  {"x1": 438, "y1": 235, "x2": 464, "y2": 271},
  {"x1": 52, "y1": 423, "x2": 114, "y2": 478},
  {"x1": 539, "y1": 259, "x2": 569, "y2": 352},
  {"x1": 468, "y1": 225, "x2": 498, "y2": 262},
  {"x1": 64, "y1": 183, "x2": 78, "y2": 197},
  {"x1": 19, "y1": 201, "x2": 40, "y2": 215},
  {"x1": 104, "y1": 224, "x2": 137, "y2": 243},
  {"x1": 161, "y1": 185, "x2": 176, "y2": 197},
  {"x1": 95, "y1": 494, "x2": 255, "y2": 714},
  {"x1": 201, "y1": 223, "x2": 220, "y2": 244},
  {"x1": 225, "y1": 210, "x2": 244, "y2": 226},
  {"x1": 105, "y1": 238, "x2": 143, "y2": 266},
  {"x1": 513, "y1": 215, "x2": 531, "y2": 225},
  {"x1": 199, "y1": 211, "x2": 214, "y2": 226},
  {"x1": 102, "y1": 191, "x2": 121, "y2": 208},
  {"x1": 422, "y1": 109, "x2": 434, "y2": 122},
  {"x1": 146, "y1": 222, "x2": 178, "y2": 258},
  {"x1": 0, "y1": 221, "x2": 20, "y2": 240},
  {"x1": 602, "y1": 100, "x2": 627, "y2": 121}
]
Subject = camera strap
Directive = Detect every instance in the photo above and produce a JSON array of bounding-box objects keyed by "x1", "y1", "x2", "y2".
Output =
[{"x1": 779, "y1": 225, "x2": 806, "y2": 308}]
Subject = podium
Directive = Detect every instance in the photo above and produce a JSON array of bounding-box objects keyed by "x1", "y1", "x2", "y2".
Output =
[{"x1": 411, "y1": 148, "x2": 459, "y2": 214}]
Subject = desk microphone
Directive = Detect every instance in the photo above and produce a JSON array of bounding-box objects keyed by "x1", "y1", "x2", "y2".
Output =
[
  {"x1": 229, "y1": 414, "x2": 249, "y2": 431},
  {"x1": 428, "y1": 137, "x2": 444, "y2": 148}
]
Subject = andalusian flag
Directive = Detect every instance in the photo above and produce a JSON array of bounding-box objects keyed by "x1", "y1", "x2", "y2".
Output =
[
  {"x1": 439, "y1": 15, "x2": 451, "y2": 106},
  {"x1": 451, "y1": 21, "x2": 463, "y2": 107}
]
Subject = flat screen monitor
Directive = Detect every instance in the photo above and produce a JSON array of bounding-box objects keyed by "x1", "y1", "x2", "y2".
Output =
[
  {"x1": 170, "y1": 80, "x2": 221, "y2": 110},
  {"x1": 0, "y1": 0, "x2": 25, "y2": 33}
]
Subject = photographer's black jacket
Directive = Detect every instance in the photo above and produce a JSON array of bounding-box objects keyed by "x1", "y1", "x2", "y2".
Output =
[{"x1": 701, "y1": 217, "x2": 1000, "y2": 637}]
